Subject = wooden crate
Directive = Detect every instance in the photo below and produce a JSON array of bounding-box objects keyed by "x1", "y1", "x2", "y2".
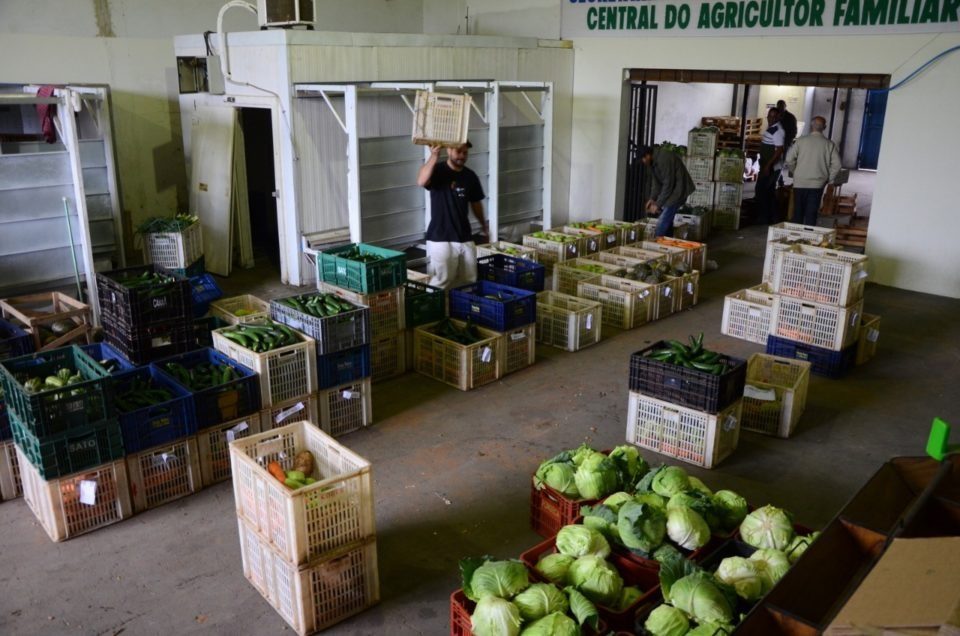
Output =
[{"x1": 0, "y1": 292, "x2": 93, "y2": 352}]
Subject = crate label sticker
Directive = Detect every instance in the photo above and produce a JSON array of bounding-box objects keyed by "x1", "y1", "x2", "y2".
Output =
[
  {"x1": 663, "y1": 410, "x2": 680, "y2": 424},
  {"x1": 686, "y1": 283, "x2": 694, "y2": 294},
  {"x1": 723, "y1": 415, "x2": 738, "y2": 432},
  {"x1": 850, "y1": 311, "x2": 861, "y2": 327},
  {"x1": 336, "y1": 265, "x2": 347, "y2": 276},
  {"x1": 470, "y1": 303, "x2": 481, "y2": 314},
  {"x1": 257, "y1": 437, "x2": 284, "y2": 458},
  {"x1": 342, "y1": 390, "x2": 360, "y2": 400},
  {"x1": 151, "y1": 296, "x2": 169, "y2": 310},
  {"x1": 855, "y1": 269, "x2": 869, "y2": 281},
  {"x1": 664, "y1": 287, "x2": 672, "y2": 297},
  {"x1": 510, "y1": 332, "x2": 526, "y2": 341},
  {"x1": 744, "y1": 384, "x2": 777, "y2": 401},
  {"x1": 640, "y1": 289, "x2": 650, "y2": 298},
  {"x1": 275, "y1": 402, "x2": 305, "y2": 424},
  {"x1": 480, "y1": 346, "x2": 493, "y2": 363},
  {"x1": 586, "y1": 314, "x2": 593, "y2": 330},
  {"x1": 800, "y1": 305, "x2": 817, "y2": 317},
  {"x1": 607, "y1": 235, "x2": 617, "y2": 244},
  {"x1": 151, "y1": 335, "x2": 173, "y2": 348},
  {"x1": 79, "y1": 479, "x2": 97, "y2": 506},
  {"x1": 225, "y1": 421, "x2": 249, "y2": 443},
  {"x1": 867, "y1": 328, "x2": 880, "y2": 343},
  {"x1": 805, "y1": 262, "x2": 821, "y2": 273},
  {"x1": 628, "y1": 230, "x2": 638, "y2": 242},
  {"x1": 111, "y1": 291, "x2": 117, "y2": 304},
  {"x1": 748, "y1": 308, "x2": 763, "y2": 318},
  {"x1": 570, "y1": 246, "x2": 577, "y2": 255},
  {"x1": 160, "y1": 452, "x2": 177, "y2": 466}
]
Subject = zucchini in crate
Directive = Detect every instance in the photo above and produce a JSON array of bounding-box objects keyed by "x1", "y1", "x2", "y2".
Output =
[
  {"x1": 216, "y1": 321, "x2": 300, "y2": 353},
  {"x1": 275, "y1": 293, "x2": 357, "y2": 319}
]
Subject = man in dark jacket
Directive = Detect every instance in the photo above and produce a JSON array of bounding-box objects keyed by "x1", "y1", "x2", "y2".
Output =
[{"x1": 642, "y1": 145, "x2": 696, "y2": 237}]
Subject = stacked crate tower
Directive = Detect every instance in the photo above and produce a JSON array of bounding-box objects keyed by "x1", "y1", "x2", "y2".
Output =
[{"x1": 684, "y1": 123, "x2": 746, "y2": 232}]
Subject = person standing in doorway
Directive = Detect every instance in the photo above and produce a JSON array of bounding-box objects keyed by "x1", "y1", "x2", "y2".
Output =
[
  {"x1": 417, "y1": 142, "x2": 488, "y2": 290},
  {"x1": 756, "y1": 107, "x2": 785, "y2": 224},
  {"x1": 784, "y1": 116, "x2": 842, "y2": 226},
  {"x1": 641, "y1": 145, "x2": 696, "y2": 238},
  {"x1": 777, "y1": 100, "x2": 798, "y2": 151}
]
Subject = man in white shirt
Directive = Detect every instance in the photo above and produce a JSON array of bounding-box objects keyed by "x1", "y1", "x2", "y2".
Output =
[
  {"x1": 756, "y1": 107, "x2": 785, "y2": 224},
  {"x1": 785, "y1": 116, "x2": 842, "y2": 226}
]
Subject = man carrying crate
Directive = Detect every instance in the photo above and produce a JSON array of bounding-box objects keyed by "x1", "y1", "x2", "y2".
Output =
[
  {"x1": 417, "y1": 142, "x2": 488, "y2": 290},
  {"x1": 641, "y1": 145, "x2": 696, "y2": 238}
]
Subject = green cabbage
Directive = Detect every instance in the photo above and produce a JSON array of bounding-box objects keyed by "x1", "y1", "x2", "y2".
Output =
[
  {"x1": 668, "y1": 490, "x2": 721, "y2": 531},
  {"x1": 750, "y1": 548, "x2": 791, "y2": 590},
  {"x1": 786, "y1": 532, "x2": 819, "y2": 564},
  {"x1": 519, "y1": 611, "x2": 579, "y2": 636},
  {"x1": 715, "y1": 556, "x2": 765, "y2": 601},
  {"x1": 617, "y1": 585, "x2": 645, "y2": 611},
  {"x1": 564, "y1": 586, "x2": 599, "y2": 630},
  {"x1": 581, "y1": 504, "x2": 619, "y2": 543},
  {"x1": 471, "y1": 595, "x2": 521, "y2": 636},
  {"x1": 652, "y1": 466, "x2": 691, "y2": 498},
  {"x1": 574, "y1": 452, "x2": 619, "y2": 500},
  {"x1": 644, "y1": 604, "x2": 690, "y2": 636},
  {"x1": 617, "y1": 501, "x2": 667, "y2": 553},
  {"x1": 688, "y1": 475, "x2": 713, "y2": 496},
  {"x1": 471, "y1": 560, "x2": 530, "y2": 600},
  {"x1": 739, "y1": 505, "x2": 795, "y2": 551},
  {"x1": 666, "y1": 506, "x2": 711, "y2": 551},
  {"x1": 571, "y1": 444, "x2": 596, "y2": 466},
  {"x1": 636, "y1": 491, "x2": 667, "y2": 510},
  {"x1": 513, "y1": 583, "x2": 568, "y2": 622},
  {"x1": 603, "y1": 491, "x2": 634, "y2": 513},
  {"x1": 688, "y1": 623, "x2": 735, "y2": 635},
  {"x1": 567, "y1": 555, "x2": 624, "y2": 606},
  {"x1": 712, "y1": 490, "x2": 749, "y2": 531},
  {"x1": 555, "y1": 525, "x2": 610, "y2": 558},
  {"x1": 608, "y1": 444, "x2": 650, "y2": 487},
  {"x1": 670, "y1": 571, "x2": 734, "y2": 624},
  {"x1": 533, "y1": 461, "x2": 580, "y2": 498},
  {"x1": 535, "y1": 553, "x2": 574, "y2": 586}
]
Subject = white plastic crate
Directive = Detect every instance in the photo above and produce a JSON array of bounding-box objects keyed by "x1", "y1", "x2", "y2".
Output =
[
  {"x1": 0, "y1": 440, "x2": 22, "y2": 500},
  {"x1": 683, "y1": 156, "x2": 715, "y2": 182},
  {"x1": 678, "y1": 271, "x2": 700, "y2": 311},
  {"x1": 763, "y1": 239, "x2": 798, "y2": 285},
  {"x1": 476, "y1": 241, "x2": 538, "y2": 262},
  {"x1": 715, "y1": 182, "x2": 743, "y2": 210},
  {"x1": 18, "y1": 447, "x2": 132, "y2": 541},
  {"x1": 412, "y1": 90, "x2": 471, "y2": 147},
  {"x1": 213, "y1": 326, "x2": 319, "y2": 408},
  {"x1": 687, "y1": 129, "x2": 718, "y2": 157},
  {"x1": 584, "y1": 218, "x2": 646, "y2": 245},
  {"x1": 370, "y1": 331, "x2": 405, "y2": 383},
  {"x1": 197, "y1": 413, "x2": 263, "y2": 487},
  {"x1": 597, "y1": 247, "x2": 667, "y2": 270},
  {"x1": 638, "y1": 241, "x2": 688, "y2": 268},
  {"x1": 210, "y1": 295, "x2": 271, "y2": 325},
  {"x1": 414, "y1": 320, "x2": 502, "y2": 391},
  {"x1": 535, "y1": 291, "x2": 601, "y2": 352},
  {"x1": 626, "y1": 392, "x2": 742, "y2": 469},
  {"x1": 773, "y1": 245, "x2": 869, "y2": 306},
  {"x1": 319, "y1": 379, "x2": 373, "y2": 437},
  {"x1": 143, "y1": 221, "x2": 203, "y2": 270},
  {"x1": 522, "y1": 234, "x2": 580, "y2": 269},
  {"x1": 715, "y1": 154, "x2": 745, "y2": 183},
  {"x1": 238, "y1": 518, "x2": 379, "y2": 635},
  {"x1": 230, "y1": 419, "x2": 375, "y2": 565},
  {"x1": 856, "y1": 313, "x2": 881, "y2": 366},
  {"x1": 713, "y1": 206, "x2": 741, "y2": 231},
  {"x1": 319, "y1": 282, "x2": 404, "y2": 335},
  {"x1": 767, "y1": 222, "x2": 836, "y2": 246},
  {"x1": 673, "y1": 214, "x2": 706, "y2": 242},
  {"x1": 686, "y1": 181, "x2": 715, "y2": 209},
  {"x1": 262, "y1": 394, "x2": 320, "y2": 431},
  {"x1": 653, "y1": 237, "x2": 708, "y2": 273},
  {"x1": 127, "y1": 437, "x2": 202, "y2": 513},
  {"x1": 576, "y1": 275, "x2": 653, "y2": 330},
  {"x1": 742, "y1": 354, "x2": 811, "y2": 438},
  {"x1": 552, "y1": 258, "x2": 625, "y2": 295},
  {"x1": 406, "y1": 269, "x2": 432, "y2": 284},
  {"x1": 771, "y1": 295, "x2": 863, "y2": 351},
  {"x1": 499, "y1": 323, "x2": 536, "y2": 375},
  {"x1": 721, "y1": 285, "x2": 776, "y2": 345},
  {"x1": 554, "y1": 227, "x2": 602, "y2": 255}
]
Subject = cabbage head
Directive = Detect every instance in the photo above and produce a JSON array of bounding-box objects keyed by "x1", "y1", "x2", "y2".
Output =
[
  {"x1": 670, "y1": 571, "x2": 734, "y2": 624},
  {"x1": 574, "y1": 452, "x2": 619, "y2": 500},
  {"x1": 581, "y1": 504, "x2": 619, "y2": 543},
  {"x1": 471, "y1": 560, "x2": 530, "y2": 600},
  {"x1": 608, "y1": 444, "x2": 650, "y2": 486},
  {"x1": 688, "y1": 475, "x2": 713, "y2": 496},
  {"x1": 533, "y1": 461, "x2": 580, "y2": 498},
  {"x1": 712, "y1": 490, "x2": 748, "y2": 531},
  {"x1": 519, "y1": 611, "x2": 579, "y2": 636},
  {"x1": 564, "y1": 586, "x2": 599, "y2": 630},
  {"x1": 644, "y1": 604, "x2": 690, "y2": 636},
  {"x1": 617, "y1": 585, "x2": 645, "y2": 611},
  {"x1": 603, "y1": 491, "x2": 634, "y2": 513},
  {"x1": 786, "y1": 532, "x2": 819, "y2": 564},
  {"x1": 535, "y1": 553, "x2": 574, "y2": 586},
  {"x1": 688, "y1": 623, "x2": 735, "y2": 635},
  {"x1": 652, "y1": 466, "x2": 691, "y2": 498},
  {"x1": 750, "y1": 548, "x2": 791, "y2": 590},
  {"x1": 571, "y1": 444, "x2": 596, "y2": 466},
  {"x1": 513, "y1": 583, "x2": 568, "y2": 622},
  {"x1": 715, "y1": 556, "x2": 765, "y2": 601},
  {"x1": 617, "y1": 501, "x2": 667, "y2": 553},
  {"x1": 556, "y1": 525, "x2": 610, "y2": 558},
  {"x1": 666, "y1": 506, "x2": 711, "y2": 551},
  {"x1": 739, "y1": 505, "x2": 795, "y2": 551},
  {"x1": 668, "y1": 490, "x2": 720, "y2": 531},
  {"x1": 471, "y1": 595, "x2": 521, "y2": 636},
  {"x1": 635, "y1": 491, "x2": 667, "y2": 510},
  {"x1": 567, "y1": 555, "x2": 623, "y2": 606}
]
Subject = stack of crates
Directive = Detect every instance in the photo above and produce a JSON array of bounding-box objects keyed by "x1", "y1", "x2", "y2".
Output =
[
  {"x1": 403, "y1": 270, "x2": 445, "y2": 372},
  {"x1": 683, "y1": 128, "x2": 745, "y2": 232},
  {"x1": 0, "y1": 319, "x2": 32, "y2": 501},
  {"x1": 0, "y1": 292, "x2": 95, "y2": 353},
  {"x1": 0, "y1": 345, "x2": 130, "y2": 540},
  {"x1": 230, "y1": 420, "x2": 379, "y2": 633},
  {"x1": 626, "y1": 341, "x2": 747, "y2": 469},
  {"x1": 142, "y1": 217, "x2": 205, "y2": 278}
]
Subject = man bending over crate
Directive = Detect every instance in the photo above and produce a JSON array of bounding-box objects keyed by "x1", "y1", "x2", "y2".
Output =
[
  {"x1": 417, "y1": 142, "x2": 488, "y2": 289},
  {"x1": 641, "y1": 145, "x2": 696, "y2": 237}
]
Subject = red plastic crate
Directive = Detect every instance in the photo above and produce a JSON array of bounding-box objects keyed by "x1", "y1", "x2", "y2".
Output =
[
  {"x1": 450, "y1": 587, "x2": 609, "y2": 636},
  {"x1": 530, "y1": 481, "x2": 598, "y2": 539}
]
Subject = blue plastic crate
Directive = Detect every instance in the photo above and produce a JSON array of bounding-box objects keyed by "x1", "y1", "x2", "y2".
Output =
[
  {"x1": 317, "y1": 344, "x2": 371, "y2": 390},
  {"x1": 477, "y1": 254, "x2": 546, "y2": 292},
  {"x1": 165, "y1": 255, "x2": 205, "y2": 279},
  {"x1": 766, "y1": 334, "x2": 857, "y2": 379},
  {"x1": 112, "y1": 365, "x2": 197, "y2": 453},
  {"x1": 153, "y1": 347, "x2": 260, "y2": 430},
  {"x1": 190, "y1": 273, "x2": 223, "y2": 318},
  {"x1": 0, "y1": 318, "x2": 32, "y2": 361},
  {"x1": 80, "y1": 341, "x2": 138, "y2": 376},
  {"x1": 449, "y1": 280, "x2": 537, "y2": 331}
]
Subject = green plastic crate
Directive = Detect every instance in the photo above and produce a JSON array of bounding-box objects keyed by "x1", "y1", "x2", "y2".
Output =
[
  {"x1": 317, "y1": 243, "x2": 406, "y2": 294},
  {"x1": 11, "y1": 411, "x2": 124, "y2": 479}
]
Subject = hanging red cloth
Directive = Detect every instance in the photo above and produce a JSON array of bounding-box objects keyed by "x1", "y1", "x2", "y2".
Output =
[{"x1": 35, "y1": 85, "x2": 58, "y2": 143}]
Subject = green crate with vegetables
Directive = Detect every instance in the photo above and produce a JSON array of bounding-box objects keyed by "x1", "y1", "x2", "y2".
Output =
[
  {"x1": 271, "y1": 293, "x2": 369, "y2": 356},
  {"x1": 317, "y1": 243, "x2": 406, "y2": 294}
]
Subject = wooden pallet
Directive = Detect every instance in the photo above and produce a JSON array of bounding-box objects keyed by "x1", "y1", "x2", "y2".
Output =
[{"x1": 834, "y1": 217, "x2": 868, "y2": 248}]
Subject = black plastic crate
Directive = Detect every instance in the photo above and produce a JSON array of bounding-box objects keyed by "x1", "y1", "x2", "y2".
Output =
[
  {"x1": 0, "y1": 318, "x2": 33, "y2": 361},
  {"x1": 79, "y1": 342, "x2": 138, "y2": 376},
  {"x1": 404, "y1": 280, "x2": 445, "y2": 328},
  {"x1": 10, "y1": 411, "x2": 124, "y2": 480},
  {"x1": 317, "y1": 344, "x2": 371, "y2": 390},
  {"x1": 766, "y1": 334, "x2": 857, "y2": 379},
  {"x1": 0, "y1": 345, "x2": 112, "y2": 438},
  {"x1": 97, "y1": 264, "x2": 192, "y2": 328},
  {"x1": 477, "y1": 254, "x2": 546, "y2": 292},
  {"x1": 629, "y1": 341, "x2": 747, "y2": 414},
  {"x1": 270, "y1": 296, "x2": 369, "y2": 355},
  {"x1": 153, "y1": 347, "x2": 260, "y2": 430},
  {"x1": 192, "y1": 315, "x2": 226, "y2": 349},
  {"x1": 104, "y1": 316, "x2": 195, "y2": 366},
  {"x1": 113, "y1": 366, "x2": 197, "y2": 453},
  {"x1": 448, "y1": 280, "x2": 537, "y2": 331}
]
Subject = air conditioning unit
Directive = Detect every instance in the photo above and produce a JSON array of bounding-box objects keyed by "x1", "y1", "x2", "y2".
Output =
[{"x1": 256, "y1": 0, "x2": 315, "y2": 29}]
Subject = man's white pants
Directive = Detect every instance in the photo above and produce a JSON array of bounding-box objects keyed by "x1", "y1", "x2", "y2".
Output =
[{"x1": 426, "y1": 240, "x2": 477, "y2": 290}]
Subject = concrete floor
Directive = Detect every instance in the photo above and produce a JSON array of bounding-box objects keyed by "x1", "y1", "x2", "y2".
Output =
[{"x1": 2, "y1": 224, "x2": 957, "y2": 635}]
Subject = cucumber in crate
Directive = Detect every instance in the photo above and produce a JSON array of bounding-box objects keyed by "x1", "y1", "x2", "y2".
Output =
[{"x1": 271, "y1": 292, "x2": 369, "y2": 356}]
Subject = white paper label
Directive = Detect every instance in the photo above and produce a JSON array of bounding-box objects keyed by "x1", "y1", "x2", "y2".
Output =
[
  {"x1": 850, "y1": 311, "x2": 861, "y2": 327},
  {"x1": 226, "y1": 420, "x2": 249, "y2": 442},
  {"x1": 748, "y1": 308, "x2": 762, "y2": 318},
  {"x1": 855, "y1": 270, "x2": 869, "y2": 281},
  {"x1": 686, "y1": 283, "x2": 694, "y2": 293},
  {"x1": 257, "y1": 438, "x2": 284, "y2": 458},
  {"x1": 867, "y1": 328, "x2": 880, "y2": 343},
  {"x1": 79, "y1": 480, "x2": 97, "y2": 506},
  {"x1": 664, "y1": 287, "x2": 672, "y2": 297},
  {"x1": 663, "y1": 410, "x2": 680, "y2": 425},
  {"x1": 723, "y1": 415, "x2": 738, "y2": 432},
  {"x1": 570, "y1": 246, "x2": 577, "y2": 254},
  {"x1": 744, "y1": 384, "x2": 777, "y2": 401},
  {"x1": 607, "y1": 235, "x2": 616, "y2": 244},
  {"x1": 275, "y1": 401, "x2": 306, "y2": 424},
  {"x1": 585, "y1": 314, "x2": 593, "y2": 330},
  {"x1": 342, "y1": 390, "x2": 359, "y2": 400},
  {"x1": 801, "y1": 305, "x2": 816, "y2": 317},
  {"x1": 510, "y1": 332, "x2": 526, "y2": 341},
  {"x1": 805, "y1": 262, "x2": 821, "y2": 273},
  {"x1": 480, "y1": 346, "x2": 493, "y2": 363}
]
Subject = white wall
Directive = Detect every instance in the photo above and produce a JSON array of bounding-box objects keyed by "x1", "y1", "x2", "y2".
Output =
[
  {"x1": 423, "y1": 0, "x2": 561, "y2": 38},
  {"x1": 653, "y1": 82, "x2": 735, "y2": 147}
]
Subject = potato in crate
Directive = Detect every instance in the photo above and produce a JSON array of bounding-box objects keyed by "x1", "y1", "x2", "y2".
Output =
[
  {"x1": 319, "y1": 378, "x2": 373, "y2": 437},
  {"x1": 577, "y1": 275, "x2": 653, "y2": 330},
  {"x1": 414, "y1": 319, "x2": 501, "y2": 391},
  {"x1": 0, "y1": 439, "x2": 22, "y2": 500},
  {"x1": 0, "y1": 292, "x2": 92, "y2": 353},
  {"x1": 535, "y1": 291, "x2": 601, "y2": 352},
  {"x1": 270, "y1": 292, "x2": 369, "y2": 356},
  {"x1": 742, "y1": 354, "x2": 811, "y2": 438},
  {"x1": 317, "y1": 243, "x2": 406, "y2": 295},
  {"x1": 449, "y1": 281, "x2": 536, "y2": 332},
  {"x1": 499, "y1": 324, "x2": 535, "y2": 376},
  {"x1": 552, "y1": 258, "x2": 625, "y2": 296},
  {"x1": 229, "y1": 419, "x2": 376, "y2": 565},
  {"x1": 197, "y1": 413, "x2": 262, "y2": 487},
  {"x1": 318, "y1": 282, "x2": 404, "y2": 335},
  {"x1": 370, "y1": 332, "x2": 405, "y2": 383},
  {"x1": 262, "y1": 393, "x2": 320, "y2": 431},
  {"x1": 210, "y1": 294, "x2": 270, "y2": 325},
  {"x1": 126, "y1": 437, "x2": 202, "y2": 513},
  {"x1": 721, "y1": 285, "x2": 776, "y2": 345}
]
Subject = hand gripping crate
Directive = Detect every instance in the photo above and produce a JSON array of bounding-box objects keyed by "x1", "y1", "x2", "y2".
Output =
[
  {"x1": 230, "y1": 419, "x2": 375, "y2": 565},
  {"x1": 475, "y1": 241, "x2": 538, "y2": 262},
  {"x1": 318, "y1": 282, "x2": 404, "y2": 335},
  {"x1": 521, "y1": 233, "x2": 581, "y2": 270},
  {"x1": 683, "y1": 156, "x2": 715, "y2": 182},
  {"x1": 856, "y1": 313, "x2": 881, "y2": 366},
  {"x1": 113, "y1": 366, "x2": 196, "y2": 454},
  {"x1": 552, "y1": 259, "x2": 625, "y2": 296},
  {"x1": 715, "y1": 154, "x2": 746, "y2": 183},
  {"x1": 404, "y1": 280, "x2": 445, "y2": 329},
  {"x1": 772, "y1": 244, "x2": 869, "y2": 306},
  {"x1": 262, "y1": 393, "x2": 320, "y2": 431},
  {"x1": 767, "y1": 222, "x2": 837, "y2": 246},
  {"x1": 626, "y1": 392, "x2": 742, "y2": 469},
  {"x1": 576, "y1": 275, "x2": 653, "y2": 330},
  {"x1": 771, "y1": 295, "x2": 863, "y2": 351},
  {"x1": 414, "y1": 320, "x2": 502, "y2": 391},
  {"x1": 370, "y1": 332, "x2": 405, "y2": 383},
  {"x1": 0, "y1": 439, "x2": 23, "y2": 500},
  {"x1": 535, "y1": 291, "x2": 601, "y2": 352},
  {"x1": 1, "y1": 292, "x2": 92, "y2": 352},
  {"x1": 126, "y1": 437, "x2": 202, "y2": 513},
  {"x1": 655, "y1": 236, "x2": 708, "y2": 273},
  {"x1": 11, "y1": 412, "x2": 124, "y2": 480},
  {"x1": 238, "y1": 518, "x2": 379, "y2": 635},
  {"x1": 197, "y1": 413, "x2": 262, "y2": 486},
  {"x1": 449, "y1": 281, "x2": 536, "y2": 331},
  {"x1": 721, "y1": 285, "x2": 776, "y2": 345},
  {"x1": 412, "y1": 90, "x2": 470, "y2": 147},
  {"x1": 213, "y1": 324, "x2": 318, "y2": 408},
  {"x1": 477, "y1": 254, "x2": 546, "y2": 292},
  {"x1": 686, "y1": 181, "x2": 716, "y2": 209},
  {"x1": 688, "y1": 128, "x2": 719, "y2": 157},
  {"x1": 18, "y1": 446, "x2": 132, "y2": 541},
  {"x1": 0, "y1": 318, "x2": 33, "y2": 360},
  {"x1": 210, "y1": 295, "x2": 270, "y2": 325},
  {"x1": 741, "y1": 354, "x2": 811, "y2": 438},
  {"x1": 270, "y1": 295, "x2": 369, "y2": 356},
  {"x1": 317, "y1": 243, "x2": 406, "y2": 294},
  {"x1": 563, "y1": 223, "x2": 621, "y2": 250},
  {"x1": 97, "y1": 265, "x2": 192, "y2": 327},
  {"x1": 499, "y1": 324, "x2": 536, "y2": 376},
  {"x1": 319, "y1": 378, "x2": 373, "y2": 437},
  {"x1": 143, "y1": 220, "x2": 203, "y2": 270}
]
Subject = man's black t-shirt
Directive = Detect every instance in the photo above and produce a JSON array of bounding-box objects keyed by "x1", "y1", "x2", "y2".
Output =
[{"x1": 424, "y1": 162, "x2": 485, "y2": 243}]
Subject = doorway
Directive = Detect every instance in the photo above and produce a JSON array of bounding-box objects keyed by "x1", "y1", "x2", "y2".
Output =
[
  {"x1": 857, "y1": 90, "x2": 887, "y2": 171},
  {"x1": 239, "y1": 107, "x2": 280, "y2": 268}
]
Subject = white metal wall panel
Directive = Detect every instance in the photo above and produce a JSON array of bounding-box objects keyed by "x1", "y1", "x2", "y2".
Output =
[
  {"x1": 293, "y1": 96, "x2": 349, "y2": 235},
  {"x1": 289, "y1": 46, "x2": 379, "y2": 84},
  {"x1": 499, "y1": 124, "x2": 544, "y2": 225}
]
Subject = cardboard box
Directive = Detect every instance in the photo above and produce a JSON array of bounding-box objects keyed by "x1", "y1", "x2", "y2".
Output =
[{"x1": 826, "y1": 537, "x2": 960, "y2": 635}]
